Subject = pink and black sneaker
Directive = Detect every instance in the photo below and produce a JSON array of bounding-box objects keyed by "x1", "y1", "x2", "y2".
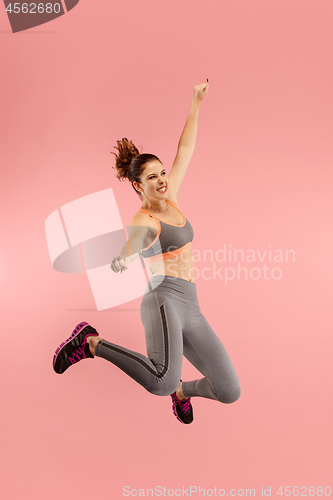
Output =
[
  {"x1": 53, "y1": 322, "x2": 99, "y2": 374},
  {"x1": 170, "y1": 380, "x2": 193, "y2": 424}
]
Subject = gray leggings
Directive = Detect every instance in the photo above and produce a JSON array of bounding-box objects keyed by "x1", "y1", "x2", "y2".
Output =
[{"x1": 95, "y1": 276, "x2": 240, "y2": 403}]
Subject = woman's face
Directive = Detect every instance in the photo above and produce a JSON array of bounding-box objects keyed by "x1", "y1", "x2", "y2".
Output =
[{"x1": 134, "y1": 160, "x2": 168, "y2": 202}]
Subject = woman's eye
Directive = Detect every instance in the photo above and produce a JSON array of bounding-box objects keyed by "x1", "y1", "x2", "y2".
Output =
[{"x1": 149, "y1": 172, "x2": 165, "y2": 179}]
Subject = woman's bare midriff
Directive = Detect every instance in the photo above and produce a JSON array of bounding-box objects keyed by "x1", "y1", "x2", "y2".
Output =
[{"x1": 148, "y1": 248, "x2": 196, "y2": 283}]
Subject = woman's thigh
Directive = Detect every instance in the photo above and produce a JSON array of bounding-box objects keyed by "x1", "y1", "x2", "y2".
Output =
[{"x1": 140, "y1": 291, "x2": 185, "y2": 390}]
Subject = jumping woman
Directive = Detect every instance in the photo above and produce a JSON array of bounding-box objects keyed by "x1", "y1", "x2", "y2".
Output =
[{"x1": 53, "y1": 80, "x2": 241, "y2": 424}]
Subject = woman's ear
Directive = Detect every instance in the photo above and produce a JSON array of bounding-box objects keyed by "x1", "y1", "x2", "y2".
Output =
[{"x1": 133, "y1": 181, "x2": 141, "y2": 193}]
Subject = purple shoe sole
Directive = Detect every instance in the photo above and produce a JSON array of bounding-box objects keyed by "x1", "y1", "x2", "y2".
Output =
[{"x1": 172, "y1": 399, "x2": 184, "y2": 423}]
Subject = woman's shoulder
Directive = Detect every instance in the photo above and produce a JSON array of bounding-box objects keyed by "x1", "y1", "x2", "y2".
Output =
[{"x1": 131, "y1": 210, "x2": 158, "y2": 228}]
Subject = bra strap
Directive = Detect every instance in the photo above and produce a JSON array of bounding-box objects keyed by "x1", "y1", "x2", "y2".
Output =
[
  {"x1": 166, "y1": 200, "x2": 186, "y2": 220},
  {"x1": 138, "y1": 208, "x2": 160, "y2": 222},
  {"x1": 166, "y1": 200, "x2": 179, "y2": 210}
]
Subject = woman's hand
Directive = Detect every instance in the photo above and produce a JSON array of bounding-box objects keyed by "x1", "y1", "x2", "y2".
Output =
[
  {"x1": 110, "y1": 256, "x2": 130, "y2": 274},
  {"x1": 193, "y1": 80, "x2": 209, "y2": 102}
]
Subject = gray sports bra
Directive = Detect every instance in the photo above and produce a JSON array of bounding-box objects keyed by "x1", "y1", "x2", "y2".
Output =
[{"x1": 139, "y1": 200, "x2": 194, "y2": 263}]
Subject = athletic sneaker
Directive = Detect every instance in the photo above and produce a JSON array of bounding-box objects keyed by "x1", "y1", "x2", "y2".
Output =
[
  {"x1": 170, "y1": 381, "x2": 194, "y2": 424},
  {"x1": 53, "y1": 322, "x2": 99, "y2": 374}
]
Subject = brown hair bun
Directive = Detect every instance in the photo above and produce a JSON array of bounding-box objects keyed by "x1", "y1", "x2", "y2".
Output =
[{"x1": 110, "y1": 137, "x2": 142, "y2": 182}]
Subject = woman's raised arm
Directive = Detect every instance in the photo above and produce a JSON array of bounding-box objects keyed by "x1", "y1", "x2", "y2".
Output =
[{"x1": 168, "y1": 80, "x2": 209, "y2": 196}]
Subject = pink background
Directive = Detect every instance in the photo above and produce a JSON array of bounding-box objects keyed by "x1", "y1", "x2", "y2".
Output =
[{"x1": 1, "y1": 0, "x2": 332, "y2": 498}]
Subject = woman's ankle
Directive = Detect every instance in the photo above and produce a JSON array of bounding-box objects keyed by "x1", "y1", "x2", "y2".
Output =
[
  {"x1": 176, "y1": 381, "x2": 186, "y2": 401},
  {"x1": 87, "y1": 335, "x2": 100, "y2": 356}
]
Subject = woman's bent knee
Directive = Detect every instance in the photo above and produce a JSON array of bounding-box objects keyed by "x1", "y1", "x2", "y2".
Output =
[
  {"x1": 145, "y1": 378, "x2": 178, "y2": 397},
  {"x1": 218, "y1": 383, "x2": 241, "y2": 404}
]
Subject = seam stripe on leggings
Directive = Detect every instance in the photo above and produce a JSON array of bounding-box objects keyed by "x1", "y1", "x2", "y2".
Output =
[{"x1": 98, "y1": 304, "x2": 169, "y2": 378}]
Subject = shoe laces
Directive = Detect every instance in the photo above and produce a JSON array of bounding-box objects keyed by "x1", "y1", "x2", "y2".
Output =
[
  {"x1": 68, "y1": 346, "x2": 87, "y2": 365},
  {"x1": 174, "y1": 394, "x2": 191, "y2": 414}
]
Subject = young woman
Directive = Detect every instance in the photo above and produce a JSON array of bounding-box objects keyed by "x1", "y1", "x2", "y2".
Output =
[{"x1": 53, "y1": 81, "x2": 241, "y2": 424}]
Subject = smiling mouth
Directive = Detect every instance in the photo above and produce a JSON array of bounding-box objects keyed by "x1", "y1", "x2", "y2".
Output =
[{"x1": 157, "y1": 186, "x2": 167, "y2": 192}]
